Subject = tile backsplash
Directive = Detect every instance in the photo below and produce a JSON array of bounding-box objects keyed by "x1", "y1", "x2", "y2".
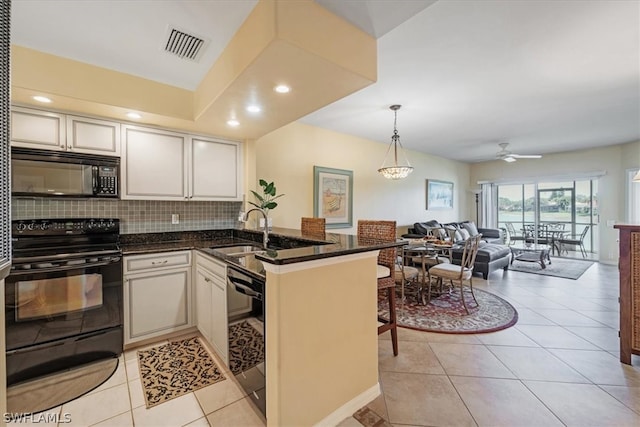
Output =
[{"x1": 11, "y1": 198, "x2": 243, "y2": 234}]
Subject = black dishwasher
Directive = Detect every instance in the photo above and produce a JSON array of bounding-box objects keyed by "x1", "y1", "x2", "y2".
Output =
[{"x1": 226, "y1": 266, "x2": 266, "y2": 417}]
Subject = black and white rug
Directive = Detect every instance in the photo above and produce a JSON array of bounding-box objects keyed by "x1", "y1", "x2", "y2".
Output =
[
  {"x1": 509, "y1": 257, "x2": 594, "y2": 279},
  {"x1": 138, "y1": 337, "x2": 225, "y2": 408}
]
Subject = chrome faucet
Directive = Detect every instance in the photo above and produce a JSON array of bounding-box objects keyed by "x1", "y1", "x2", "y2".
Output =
[{"x1": 243, "y1": 208, "x2": 269, "y2": 248}]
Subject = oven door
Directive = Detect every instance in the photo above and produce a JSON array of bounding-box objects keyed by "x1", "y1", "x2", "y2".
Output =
[
  {"x1": 5, "y1": 251, "x2": 123, "y2": 351},
  {"x1": 5, "y1": 252, "x2": 123, "y2": 385}
]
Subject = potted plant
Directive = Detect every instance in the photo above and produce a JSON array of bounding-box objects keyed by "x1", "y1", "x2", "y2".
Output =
[{"x1": 248, "y1": 179, "x2": 284, "y2": 227}]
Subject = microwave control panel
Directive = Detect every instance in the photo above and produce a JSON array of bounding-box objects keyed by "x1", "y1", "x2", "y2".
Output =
[{"x1": 95, "y1": 166, "x2": 118, "y2": 196}]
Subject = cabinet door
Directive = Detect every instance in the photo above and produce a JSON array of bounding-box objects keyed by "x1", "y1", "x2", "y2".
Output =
[
  {"x1": 190, "y1": 136, "x2": 242, "y2": 201},
  {"x1": 10, "y1": 107, "x2": 65, "y2": 150},
  {"x1": 67, "y1": 115, "x2": 120, "y2": 156},
  {"x1": 210, "y1": 276, "x2": 229, "y2": 365},
  {"x1": 195, "y1": 268, "x2": 213, "y2": 343},
  {"x1": 122, "y1": 125, "x2": 188, "y2": 200},
  {"x1": 124, "y1": 267, "x2": 191, "y2": 344}
]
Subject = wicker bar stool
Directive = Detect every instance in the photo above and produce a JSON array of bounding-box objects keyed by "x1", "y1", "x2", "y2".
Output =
[
  {"x1": 301, "y1": 217, "x2": 326, "y2": 239},
  {"x1": 357, "y1": 220, "x2": 398, "y2": 356}
]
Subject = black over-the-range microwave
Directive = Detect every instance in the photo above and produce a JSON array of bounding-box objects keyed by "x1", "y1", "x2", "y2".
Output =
[{"x1": 11, "y1": 147, "x2": 120, "y2": 198}]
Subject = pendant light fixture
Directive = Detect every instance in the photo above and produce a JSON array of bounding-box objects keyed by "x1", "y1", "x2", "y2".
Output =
[{"x1": 378, "y1": 104, "x2": 414, "y2": 180}]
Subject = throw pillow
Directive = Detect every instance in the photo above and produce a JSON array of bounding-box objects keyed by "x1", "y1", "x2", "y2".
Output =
[
  {"x1": 459, "y1": 228, "x2": 471, "y2": 240},
  {"x1": 462, "y1": 221, "x2": 479, "y2": 236},
  {"x1": 413, "y1": 222, "x2": 430, "y2": 235}
]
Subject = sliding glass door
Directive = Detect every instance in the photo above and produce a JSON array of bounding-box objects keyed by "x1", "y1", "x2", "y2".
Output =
[{"x1": 497, "y1": 179, "x2": 598, "y2": 258}]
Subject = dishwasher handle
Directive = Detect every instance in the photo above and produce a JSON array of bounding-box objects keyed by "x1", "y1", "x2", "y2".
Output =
[{"x1": 227, "y1": 276, "x2": 263, "y2": 300}]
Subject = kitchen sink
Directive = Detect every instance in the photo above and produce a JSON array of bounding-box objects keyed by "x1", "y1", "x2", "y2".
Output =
[{"x1": 212, "y1": 245, "x2": 266, "y2": 257}]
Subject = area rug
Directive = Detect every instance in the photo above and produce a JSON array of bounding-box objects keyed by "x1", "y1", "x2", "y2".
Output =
[
  {"x1": 378, "y1": 288, "x2": 518, "y2": 334},
  {"x1": 228, "y1": 320, "x2": 265, "y2": 375},
  {"x1": 509, "y1": 257, "x2": 594, "y2": 279},
  {"x1": 138, "y1": 336, "x2": 225, "y2": 408}
]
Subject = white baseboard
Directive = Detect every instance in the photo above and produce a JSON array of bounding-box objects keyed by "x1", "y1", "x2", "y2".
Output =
[{"x1": 313, "y1": 383, "x2": 381, "y2": 427}]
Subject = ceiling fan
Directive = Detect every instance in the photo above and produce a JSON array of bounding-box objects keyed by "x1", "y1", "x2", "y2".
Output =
[{"x1": 496, "y1": 142, "x2": 542, "y2": 162}]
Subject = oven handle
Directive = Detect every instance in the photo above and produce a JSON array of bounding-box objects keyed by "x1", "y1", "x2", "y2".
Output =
[
  {"x1": 227, "y1": 276, "x2": 263, "y2": 300},
  {"x1": 12, "y1": 249, "x2": 121, "y2": 264},
  {"x1": 9, "y1": 257, "x2": 121, "y2": 276}
]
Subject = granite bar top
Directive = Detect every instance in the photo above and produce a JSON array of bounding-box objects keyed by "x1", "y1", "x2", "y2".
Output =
[{"x1": 120, "y1": 226, "x2": 405, "y2": 279}]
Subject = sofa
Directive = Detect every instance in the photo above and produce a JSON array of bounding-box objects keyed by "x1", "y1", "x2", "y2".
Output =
[
  {"x1": 403, "y1": 220, "x2": 510, "y2": 279},
  {"x1": 404, "y1": 219, "x2": 505, "y2": 244}
]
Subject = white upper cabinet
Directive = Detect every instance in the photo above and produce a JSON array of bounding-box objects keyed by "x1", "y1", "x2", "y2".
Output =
[
  {"x1": 11, "y1": 107, "x2": 65, "y2": 150},
  {"x1": 122, "y1": 125, "x2": 243, "y2": 201},
  {"x1": 66, "y1": 115, "x2": 121, "y2": 156},
  {"x1": 190, "y1": 136, "x2": 242, "y2": 201},
  {"x1": 121, "y1": 125, "x2": 188, "y2": 200},
  {"x1": 11, "y1": 107, "x2": 120, "y2": 156}
]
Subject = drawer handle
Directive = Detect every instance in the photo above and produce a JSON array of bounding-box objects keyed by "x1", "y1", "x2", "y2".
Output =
[
  {"x1": 204, "y1": 277, "x2": 212, "y2": 283},
  {"x1": 151, "y1": 260, "x2": 169, "y2": 265}
]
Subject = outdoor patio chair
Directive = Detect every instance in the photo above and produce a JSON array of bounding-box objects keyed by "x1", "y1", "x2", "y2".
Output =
[
  {"x1": 558, "y1": 225, "x2": 590, "y2": 258},
  {"x1": 505, "y1": 222, "x2": 526, "y2": 245}
]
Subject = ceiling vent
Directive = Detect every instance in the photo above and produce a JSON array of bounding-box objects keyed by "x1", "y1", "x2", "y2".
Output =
[{"x1": 163, "y1": 26, "x2": 209, "y2": 62}]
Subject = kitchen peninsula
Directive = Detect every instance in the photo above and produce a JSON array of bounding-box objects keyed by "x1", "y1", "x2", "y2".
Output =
[{"x1": 121, "y1": 226, "x2": 403, "y2": 426}]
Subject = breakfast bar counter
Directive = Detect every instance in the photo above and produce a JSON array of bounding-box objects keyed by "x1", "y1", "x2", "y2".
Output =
[{"x1": 121, "y1": 226, "x2": 403, "y2": 426}]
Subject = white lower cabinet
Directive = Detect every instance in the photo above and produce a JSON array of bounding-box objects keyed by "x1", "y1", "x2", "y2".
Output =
[
  {"x1": 123, "y1": 251, "x2": 193, "y2": 345},
  {"x1": 194, "y1": 252, "x2": 229, "y2": 365}
]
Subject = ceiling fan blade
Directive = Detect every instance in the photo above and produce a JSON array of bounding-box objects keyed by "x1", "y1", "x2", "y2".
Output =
[{"x1": 511, "y1": 154, "x2": 542, "y2": 159}]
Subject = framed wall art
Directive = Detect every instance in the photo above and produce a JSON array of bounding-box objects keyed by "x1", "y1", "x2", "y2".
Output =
[
  {"x1": 426, "y1": 179, "x2": 454, "y2": 210},
  {"x1": 313, "y1": 166, "x2": 353, "y2": 228}
]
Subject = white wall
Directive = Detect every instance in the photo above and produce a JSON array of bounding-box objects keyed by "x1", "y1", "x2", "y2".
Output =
[
  {"x1": 254, "y1": 122, "x2": 471, "y2": 235},
  {"x1": 470, "y1": 142, "x2": 640, "y2": 265}
]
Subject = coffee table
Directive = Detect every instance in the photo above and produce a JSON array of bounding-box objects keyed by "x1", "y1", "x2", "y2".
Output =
[{"x1": 510, "y1": 243, "x2": 551, "y2": 269}]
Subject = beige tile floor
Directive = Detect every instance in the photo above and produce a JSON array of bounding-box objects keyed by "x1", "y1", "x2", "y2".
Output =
[
  {"x1": 10, "y1": 258, "x2": 640, "y2": 427},
  {"x1": 8, "y1": 332, "x2": 266, "y2": 427},
  {"x1": 341, "y1": 260, "x2": 640, "y2": 427}
]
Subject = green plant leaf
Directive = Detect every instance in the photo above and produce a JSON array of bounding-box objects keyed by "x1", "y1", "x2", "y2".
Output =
[
  {"x1": 248, "y1": 201, "x2": 260, "y2": 208},
  {"x1": 259, "y1": 179, "x2": 268, "y2": 188},
  {"x1": 264, "y1": 201, "x2": 278, "y2": 210},
  {"x1": 265, "y1": 182, "x2": 275, "y2": 196},
  {"x1": 250, "y1": 190, "x2": 265, "y2": 203}
]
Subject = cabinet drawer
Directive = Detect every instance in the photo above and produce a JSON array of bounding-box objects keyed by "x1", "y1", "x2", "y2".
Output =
[
  {"x1": 124, "y1": 251, "x2": 191, "y2": 273},
  {"x1": 195, "y1": 251, "x2": 226, "y2": 278}
]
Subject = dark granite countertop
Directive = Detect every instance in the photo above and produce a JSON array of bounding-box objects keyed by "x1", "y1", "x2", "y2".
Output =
[{"x1": 120, "y1": 227, "x2": 405, "y2": 279}]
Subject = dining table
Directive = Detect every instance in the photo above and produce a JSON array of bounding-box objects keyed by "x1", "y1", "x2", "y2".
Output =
[{"x1": 401, "y1": 239, "x2": 453, "y2": 304}]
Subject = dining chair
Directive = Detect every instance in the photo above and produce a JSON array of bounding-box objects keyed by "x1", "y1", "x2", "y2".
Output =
[
  {"x1": 426, "y1": 234, "x2": 482, "y2": 314},
  {"x1": 394, "y1": 254, "x2": 420, "y2": 311},
  {"x1": 558, "y1": 225, "x2": 590, "y2": 258},
  {"x1": 357, "y1": 220, "x2": 398, "y2": 356},
  {"x1": 301, "y1": 217, "x2": 326, "y2": 239}
]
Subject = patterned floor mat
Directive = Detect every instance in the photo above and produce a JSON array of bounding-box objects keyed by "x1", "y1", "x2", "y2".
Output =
[{"x1": 137, "y1": 336, "x2": 225, "y2": 408}]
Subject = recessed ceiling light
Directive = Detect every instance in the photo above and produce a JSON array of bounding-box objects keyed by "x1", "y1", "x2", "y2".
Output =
[
  {"x1": 246, "y1": 105, "x2": 261, "y2": 113},
  {"x1": 227, "y1": 119, "x2": 240, "y2": 127},
  {"x1": 126, "y1": 112, "x2": 142, "y2": 119},
  {"x1": 33, "y1": 96, "x2": 51, "y2": 103},
  {"x1": 274, "y1": 85, "x2": 290, "y2": 94}
]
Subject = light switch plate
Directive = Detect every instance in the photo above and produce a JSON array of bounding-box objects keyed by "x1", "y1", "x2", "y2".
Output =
[{"x1": 171, "y1": 214, "x2": 179, "y2": 224}]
